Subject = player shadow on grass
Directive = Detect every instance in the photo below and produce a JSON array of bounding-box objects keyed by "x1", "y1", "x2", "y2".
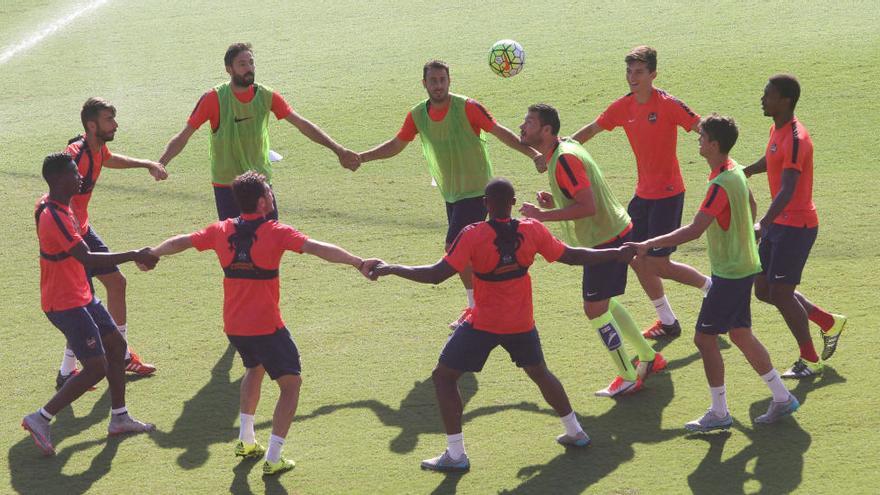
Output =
[
  {"x1": 294, "y1": 372, "x2": 482, "y2": 454},
  {"x1": 8, "y1": 388, "x2": 131, "y2": 495},
  {"x1": 151, "y1": 344, "x2": 273, "y2": 470},
  {"x1": 495, "y1": 371, "x2": 680, "y2": 495},
  {"x1": 686, "y1": 367, "x2": 846, "y2": 495}
]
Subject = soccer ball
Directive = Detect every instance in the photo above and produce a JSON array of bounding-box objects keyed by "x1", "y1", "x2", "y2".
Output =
[{"x1": 488, "y1": 39, "x2": 525, "y2": 78}]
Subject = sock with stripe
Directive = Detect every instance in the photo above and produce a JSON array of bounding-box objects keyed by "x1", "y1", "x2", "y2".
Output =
[
  {"x1": 610, "y1": 298, "x2": 656, "y2": 362},
  {"x1": 589, "y1": 311, "x2": 637, "y2": 381}
]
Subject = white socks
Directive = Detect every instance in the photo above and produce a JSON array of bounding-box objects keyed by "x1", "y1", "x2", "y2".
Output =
[
  {"x1": 39, "y1": 407, "x2": 54, "y2": 421},
  {"x1": 111, "y1": 406, "x2": 128, "y2": 416},
  {"x1": 118, "y1": 324, "x2": 131, "y2": 360},
  {"x1": 701, "y1": 277, "x2": 713, "y2": 297},
  {"x1": 465, "y1": 289, "x2": 475, "y2": 309},
  {"x1": 651, "y1": 296, "x2": 677, "y2": 325},
  {"x1": 239, "y1": 413, "x2": 256, "y2": 444},
  {"x1": 560, "y1": 411, "x2": 584, "y2": 437},
  {"x1": 709, "y1": 385, "x2": 728, "y2": 415},
  {"x1": 266, "y1": 434, "x2": 286, "y2": 463},
  {"x1": 446, "y1": 432, "x2": 466, "y2": 459},
  {"x1": 761, "y1": 369, "x2": 790, "y2": 402},
  {"x1": 60, "y1": 348, "x2": 77, "y2": 375}
]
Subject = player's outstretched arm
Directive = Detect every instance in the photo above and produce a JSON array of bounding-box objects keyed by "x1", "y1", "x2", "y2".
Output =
[
  {"x1": 69, "y1": 241, "x2": 158, "y2": 270},
  {"x1": 625, "y1": 212, "x2": 714, "y2": 257},
  {"x1": 571, "y1": 119, "x2": 604, "y2": 145},
  {"x1": 105, "y1": 154, "x2": 168, "y2": 180},
  {"x1": 369, "y1": 260, "x2": 457, "y2": 285},
  {"x1": 151, "y1": 234, "x2": 195, "y2": 257},
  {"x1": 159, "y1": 124, "x2": 197, "y2": 167},
  {"x1": 558, "y1": 245, "x2": 635, "y2": 267},
  {"x1": 283, "y1": 111, "x2": 358, "y2": 168},
  {"x1": 743, "y1": 156, "x2": 767, "y2": 178},
  {"x1": 301, "y1": 239, "x2": 374, "y2": 277},
  {"x1": 359, "y1": 137, "x2": 408, "y2": 164},
  {"x1": 487, "y1": 124, "x2": 544, "y2": 172}
]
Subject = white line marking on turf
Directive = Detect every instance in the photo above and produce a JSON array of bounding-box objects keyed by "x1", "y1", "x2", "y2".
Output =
[{"x1": 0, "y1": 0, "x2": 111, "y2": 66}]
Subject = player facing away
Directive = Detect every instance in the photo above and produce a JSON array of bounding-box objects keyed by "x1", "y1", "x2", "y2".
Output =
[
  {"x1": 55, "y1": 97, "x2": 167, "y2": 388},
  {"x1": 148, "y1": 171, "x2": 376, "y2": 476},
  {"x1": 356, "y1": 59, "x2": 546, "y2": 329},
  {"x1": 627, "y1": 115, "x2": 798, "y2": 432},
  {"x1": 369, "y1": 178, "x2": 636, "y2": 472},
  {"x1": 572, "y1": 45, "x2": 711, "y2": 339},
  {"x1": 159, "y1": 42, "x2": 359, "y2": 220},
  {"x1": 743, "y1": 74, "x2": 847, "y2": 378},
  {"x1": 519, "y1": 104, "x2": 666, "y2": 397},
  {"x1": 22, "y1": 152, "x2": 159, "y2": 457}
]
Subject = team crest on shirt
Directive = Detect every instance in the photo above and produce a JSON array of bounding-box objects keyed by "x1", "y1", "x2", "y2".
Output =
[
  {"x1": 86, "y1": 337, "x2": 97, "y2": 349},
  {"x1": 770, "y1": 143, "x2": 777, "y2": 153},
  {"x1": 647, "y1": 112, "x2": 657, "y2": 123}
]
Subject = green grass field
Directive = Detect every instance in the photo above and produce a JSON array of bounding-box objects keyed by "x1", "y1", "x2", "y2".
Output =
[{"x1": 2, "y1": 1, "x2": 879, "y2": 493}]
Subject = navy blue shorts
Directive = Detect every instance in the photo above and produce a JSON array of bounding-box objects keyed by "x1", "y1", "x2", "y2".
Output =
[
  {"x1": 758, "y1": 223, "x2": 817, "y2": 285},
  {"x1": 583, "y1": 230, "x2": 632, "y2": 302},
  {"x1": 628, "y1": 192, "x2": 685, "y2": 257},
  {"x1": 439, "y1": 322, "x2": 544, "y2": 372},
  {"x1": 445, "y1": 196, "x2": 487, "y2": 245},
  {"x1": 695, "y1": 275, "x2": 754, "y2": 334},
  {"x1": 45, "y1": 298, "x2": 118, "y2": 360},
  {"x1": 82, "y1": 226, "x2": 119, "y2": 277},
  {"x1": 226, "y1": 327, "x2": 301, "y2": 379},
  {"x1": 213, "y1": 185, "x2": 279, "y2": 222}
]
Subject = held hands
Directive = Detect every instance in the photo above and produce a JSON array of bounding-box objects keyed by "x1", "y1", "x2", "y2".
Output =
[
  {"x1": 536, "y1": 191, "x2": 554, "y2": 209},
  {"x1": 149, "y1": 162, "x2": 168, "y2": 181},
  {"x1": 134, "y1": 247, "x2": 159, "y2": 271},
  {"x1": 358, "y1": 258, "x2": 383, "y2": 279},
  {"x1": 623, "y1": 241, "x2": 651, "y2": 258},
  {"x1": 366, "y1": 261, "x2": 393, "y2": 281},
  {"x1": 339, "y1": 148, "x2": 361, "y2": 171},
  {"x1": 617, "y1": 244, "x2": 637, "y2": 263}
]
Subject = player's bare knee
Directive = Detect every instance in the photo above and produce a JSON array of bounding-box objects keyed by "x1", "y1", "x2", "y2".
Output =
[
  {"x1": 728, "y1": 328, "x2": 753, "y2": 349},
  {"x1": 99, "y1": 271, "x2": 127, "y2": 296},
  {"x1": 431, "y1": 365, "x2": 460, "y2": 385},
  {"x1": 693, "y1": 332, "x2": 716, "y2": 351},
  {"x1": 81, "y1": 356, "x2": 108, "y2": 380},
  {"x1": 277, "y1": 374, "x2": 302, "y2": 394}
]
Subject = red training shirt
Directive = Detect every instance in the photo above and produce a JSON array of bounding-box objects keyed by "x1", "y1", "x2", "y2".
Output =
[
  {"x1": 66, "y1": 136, "x2": 112, "y2": 235},
  {"x1": 397, "y1": 98, "x2": 497, "y2": 142},
  {"x1": 443, "y1": 217, "x2": 566, "y2": 334},
  {"x1": 190, "y1": 214, "x2": 309, "y2": 336},
  {"x1": 596, "y1": 89, "x2": 700, "y2": 199},
  {"x1": 764, "y1": 118, "x2": 818, "y2": 228},
  {"x1": 699, "y1": 160, "x2": 734, "y2": 230},
  {"x1": 36, "y1": 196, "x2": 92, "y2": 312},
  {"x1": 188, "y1": 85, "x2": 294, "y2": 131}
]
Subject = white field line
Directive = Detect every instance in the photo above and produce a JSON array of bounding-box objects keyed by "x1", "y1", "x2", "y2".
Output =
[{"x1": 0, "y1": 0, "x2": 111, "y2": 66}]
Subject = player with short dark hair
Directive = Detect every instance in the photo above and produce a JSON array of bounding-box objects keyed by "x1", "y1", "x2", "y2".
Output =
[
  {"x1": 627, "y1": 114, "x2": 798, "y2": 432},
  {"x1": 369, "y1": 178, "x2": 635, "y2": 472},
  {"x1": 357, "y1": 60, "x2": 546, "y2": 330},
  {"x1": 55, "y1": 97, "x2": 169, "y2": 387},
  {"x1": 519, "y1": 104, "x2": 665, "y2": 397},
  {"x1": 159, "y1": 42, "x2": 359, "y2": 220},
  {"x1": 22, "y1": 153, "x2": 159, "y2": 456},
  {"x1": 572, "y1": 45, "x2": 711, "y2": 340},
  {"x1": 743, "y1": 74, "x2": 847, "y2": 378},
  {"x1": 148, "y1": 171, "x2": 377, "y2": 476}
]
